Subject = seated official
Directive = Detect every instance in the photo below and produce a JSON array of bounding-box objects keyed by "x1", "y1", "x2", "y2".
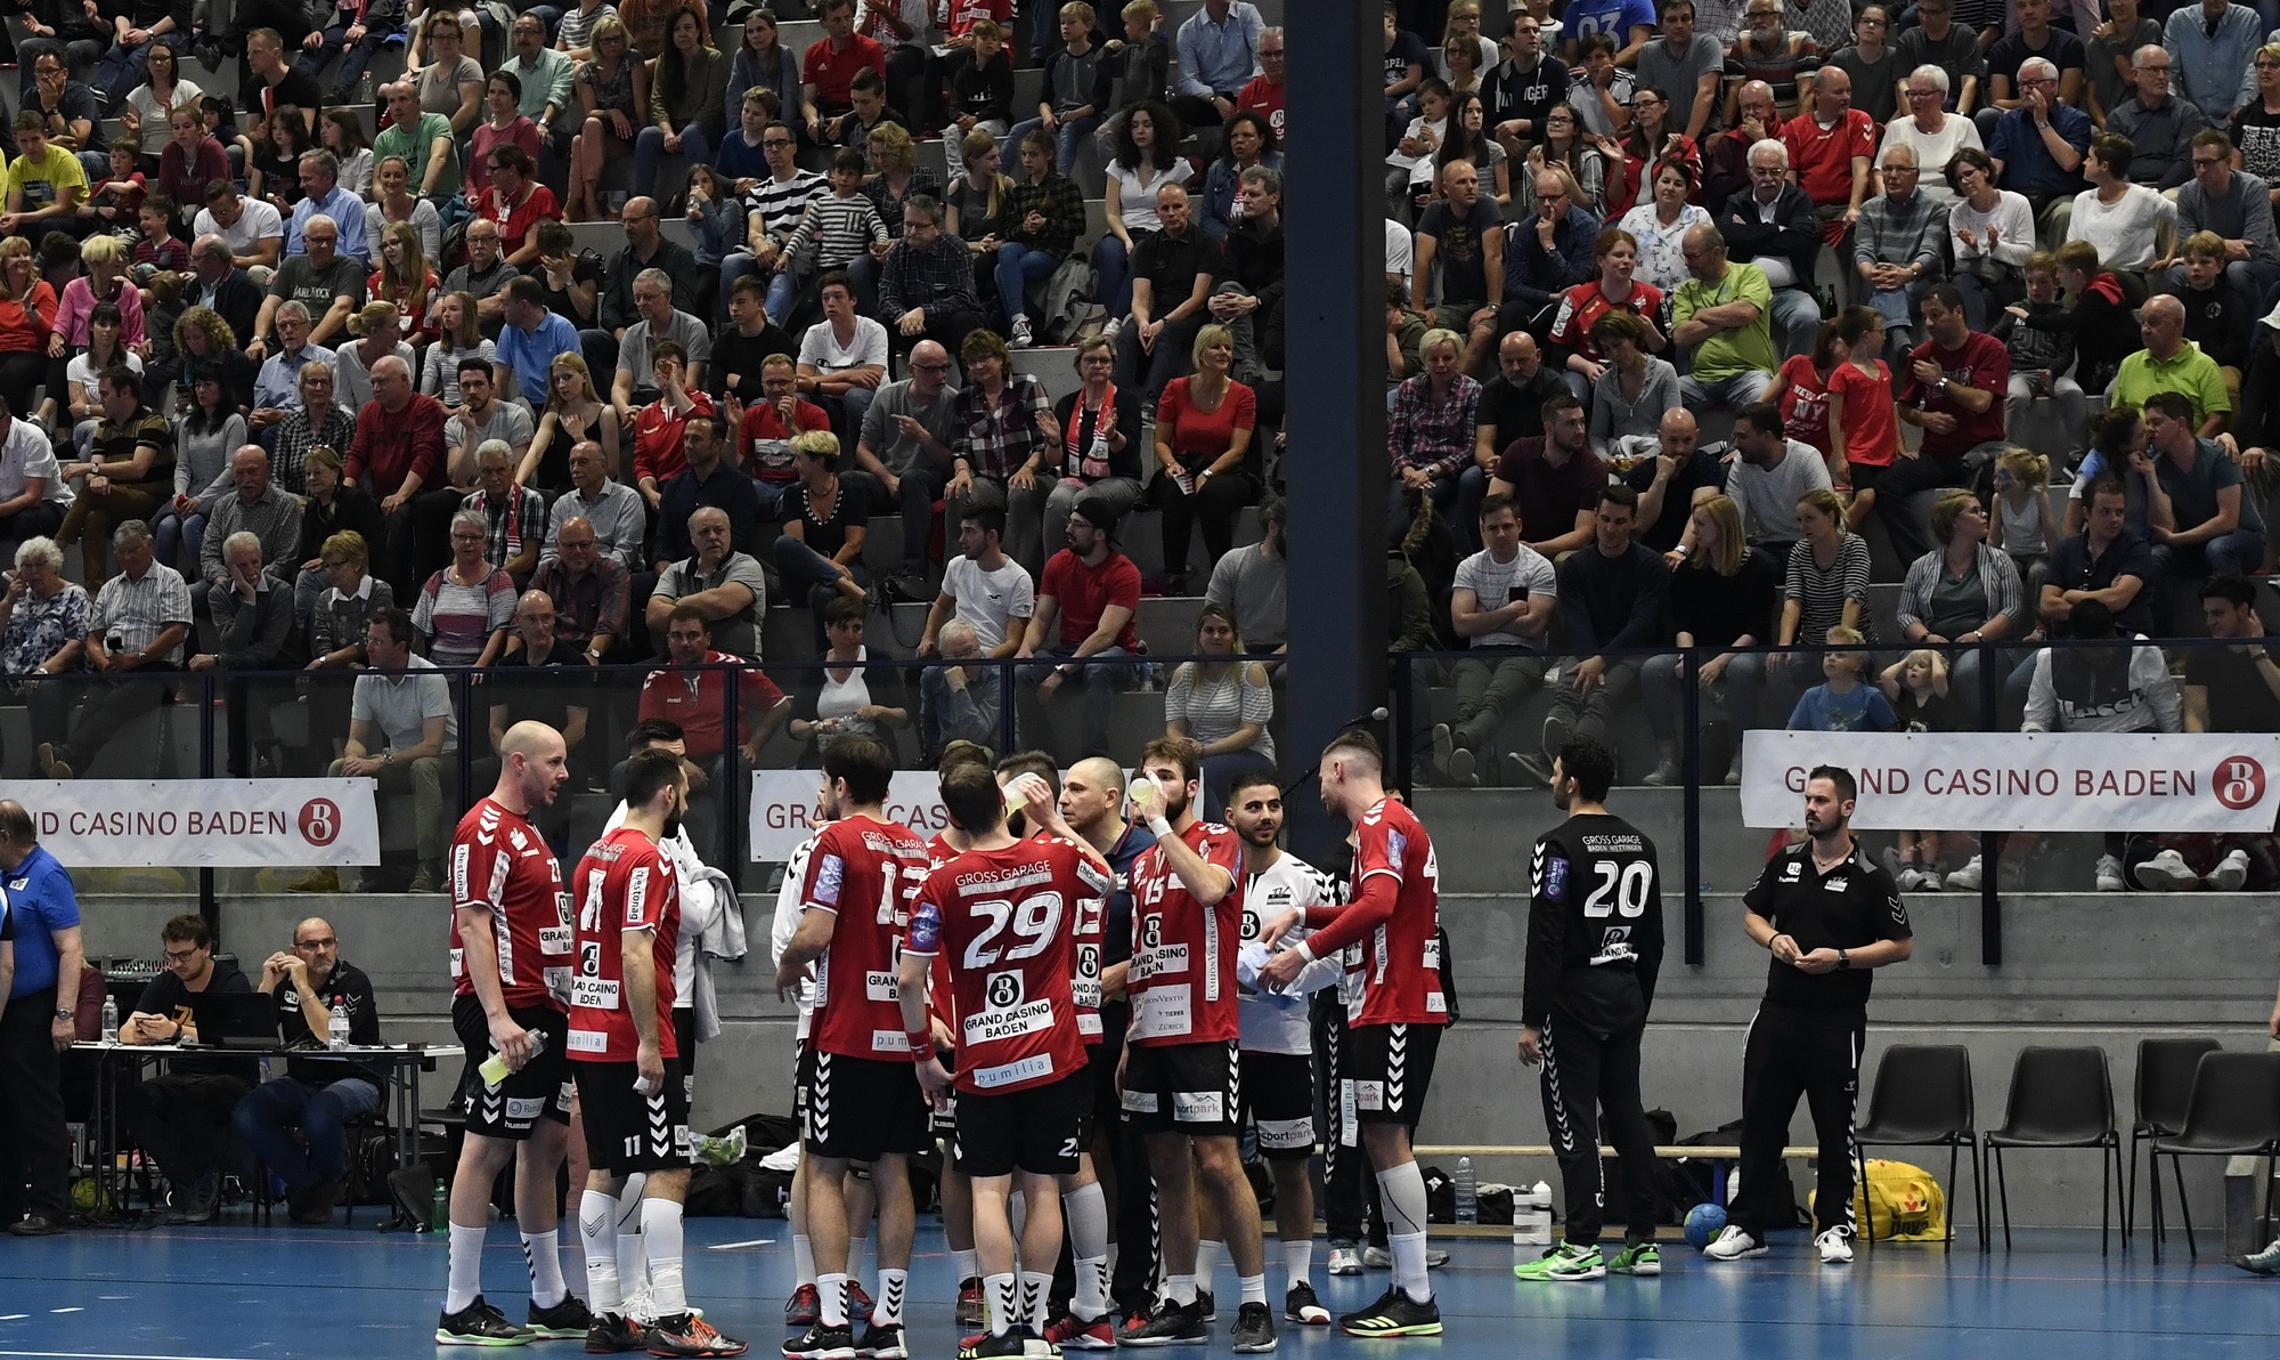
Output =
[
  {"x1": 230, "y1": 916, "x2": 382, "y2": 1226},
  {"x1": 118, "y1": 913, "x2": 255, "y2": 1226}
]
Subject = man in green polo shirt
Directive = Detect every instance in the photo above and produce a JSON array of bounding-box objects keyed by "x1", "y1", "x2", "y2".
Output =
[
  {"x1": 371, "y1": 80, "x2": 460, "y2": 204},
  {"x1": 1672, "y1": 224, "x2": 1778, "y2": 412},
  {"x1": 2110, "y1": 294, "x2": 2232, "y2": 436}
]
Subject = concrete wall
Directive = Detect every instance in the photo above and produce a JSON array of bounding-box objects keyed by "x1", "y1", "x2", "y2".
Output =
[{"x1": 79, "y1": 775, "x2": 2279, "y2": 1233}]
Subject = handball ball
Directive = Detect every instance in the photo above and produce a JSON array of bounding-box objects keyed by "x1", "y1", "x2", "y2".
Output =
[{"x1": 1684, "y1": 1202, "x2": 1728, "y2": 1250}]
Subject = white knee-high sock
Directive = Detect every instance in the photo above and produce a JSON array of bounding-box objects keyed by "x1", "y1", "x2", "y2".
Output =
[
  {"x1": 445, "y1": 1223, "x2": 487, "y2": 1314},
  {"x1": 874, "y1": 1267, "x2": 907, "y2": 1326},
  {"x1": 642, "y1": 1197, "x2": 688, "y2": 1316},
  {"x1": 985, "y1": 1273, "x2": 1017, "y2": 1336},
  {"x1": 1194, "y1": 1239, "x2": 1223, "y2": 1290},
  {"x1": 1376, "y1": 1164, "x2": 1431, "y2": 1304},
  {"x1": 1020, "y1": 1270, "x2": 1055, "y2": 1329},
  {"x1": 847, "y1": 1225, "x2": 870, "y2": 1282},
  {"x1": 1063, "y1": 1182, "x2": 1110, "y2": 1319},
  {"x1": 817, "y1": 1272, "x2": 849, "y2": 1328},
  {"x1": 950, "y1": 1247, "x2": 979, "y2": 1283},
  {"x1": 579, "y1": 1190, "x2": 623, "y2": 1315},
  {"x1": 522, "y1": 1228, "x2": 567, "y2": 1309},
  {"x1": 1283, "y1": 1238, "x2": 1314, "y2": 1289},
  {"x1": 616, "y1": 1187, "x2": 645, "y2": 1298},
  {"x1": 793, "y1": 1234, "x2": 818, "y2": 1287}
]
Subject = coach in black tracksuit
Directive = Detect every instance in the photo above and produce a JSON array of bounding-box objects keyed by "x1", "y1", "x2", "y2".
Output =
[
  {"x1": 1517, "y1": 735, "x2": 1665, "y2": 1277},
  {"x1": 1714, "y1": 765, "x2": 1913, "y2": 1263}
]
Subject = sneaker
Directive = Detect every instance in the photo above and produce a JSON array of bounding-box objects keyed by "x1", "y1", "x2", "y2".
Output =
[
  {"x1": 1043, "y1": 1310, "x2": 1116, "y2": 1350},
  {"x1": 1429, "y1": 722, "x2": 1454, "y2": 777},
  {"x1": 1508, "y1": 750, "x2": 1553, "y2": 787},
  {"x1": 1511, "y1": 1242, "x2": 1605, "y2": 1282},
  {"x1": 845, "y1": 1284, "x2": 873, "y2": 1323},
  {"x1": 1608, "y1": 1242, "x2": 1660, "y2": 1276},
  {"x1": 630, "y1": 1289, "x2": 699, "y2": 1328},
  {"x1": 1325, "y1": 1245, "x2": 1363, "y2": 1277},
  {"x1": 2132, "y1": 848, "x2": 2199, "y2": 891},
  {"x1": 1101, "y1": 316, "x2": 1122, "y2": 342},
  {"x1": 780, "y1": 1323, "x2": 855, "y2": 1360},
  {"x1": 412, "y1": 861, "x2": 444, "y2": 892},
  {"x1": 1539, "y1": 713, "x2": 1572, "y2": 768},
  {"x1": 438, "y1": 1296, "x2": 537, "y2": 1346},
  {"x1": 1895, "y1": 866, "x2": 1927, "y2": 892},
  {"x1": 1118, "y1": 1300, "x2": 1206, "y2": 1347},
  {"x1": 2211, "y1": 848, "x2": 2252, "y2": 891},
  {"x1": 1444, "y1": 746, "x2": 1480, "y2": 785},
  {"x1": 2235, "y1": 1237, "x2": 2280, "y2": 1274},
  {"x1": 1880, "y1": 846, "x2": 1907, "y2": 884},
  {"x1": 2096, "y1": 853, "x2": 2126, "y2": 892},
  {"x1": 953, "y1": 1280, "x2": 983, "y2": 1328},
  {"x1": 1194, "y1": 1291, "x2": 1215, "y2": 1324},
  {"x1": 529, "y1": 1294, "x2": 594, "y2": 1339},
  {"x1": 649, "y1": 1313, "x2": 748, "y2": 1358},
  {"x1": 1944, "y1": 855, "x2": 1984, "y2": 892},
  {"x1": 7, "y1": 1208, "x2": 65, "y2": 1236},
  {"x1": 1229, "y1": 1302, "x2": 1277, "y2": 1353},
  {"x1": 1815, "y1": 1224, "x2": 1855, "y2": 1264},
  {"x1": 1918, "y1": 870, "x2": 1942, "y2": 892},
  {"x1": 587, "y1": 1313, "x2": 647, "y2": 1353},
  {"x1": 164, "y1": 1175, "x2": 218, "y2": 1225},
  {"x1": 1360, "y1": 1246, "x2": 1449, "y2": 1270},
  {"x1": 1642, "y1": 757, "x2": 1681, "y2": 787},
  {"x1": 1010, "y1": 316, "x2": 1034, "y2": 348},
  {"x1": 855, "y1": 1322, "x2": 905, "y2": 1359},
  {"x1": 1702, "y1": 1225, "x2": 1767, "y2": 1260},
  {"x1": 961, "y1": 1327, "x2": 1047, "y2": 1360},
  {"x1": 286, "y1": 867, "x2": 342, "y2": 892},
  {"x1": 1336, "y1": 1288, "x2": 1441, "y2": 1339},
  {"x1": 288, "y1": 1176, "x2": 343, "y2": 1225},
  {"x1": 1282, "y1": 1282, "x2": 1329, "y2": 1325}
]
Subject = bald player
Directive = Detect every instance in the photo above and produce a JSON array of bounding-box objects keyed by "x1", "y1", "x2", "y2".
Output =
[{"x1": 438, "y1": 721, "x2": 590, "y2": 1346}]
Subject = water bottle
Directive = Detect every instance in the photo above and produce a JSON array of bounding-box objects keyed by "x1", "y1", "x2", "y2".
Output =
[
  {"x1": 477, "y1": 1029, "x2": 545, "y2": 1087},
  {"x1": 1513, "y1": 1180, "x2": 1553, "y2": 1246},
  {"x1": 429, "y1": 1179, "x2": 448, "y2": 1233},
  {"x1": 1453, "y1": 1156, "x2": 1477, "y2": 1225},
  {"x1": 100, "y1": 995, "x2": 118, "y2": 1044},
  {"x1": 327, "y1": 1001, "x2": 349, "y2": 1050}
]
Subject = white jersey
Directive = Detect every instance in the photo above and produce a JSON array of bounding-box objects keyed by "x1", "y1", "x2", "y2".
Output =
[
  {"x1": 770, "y1": 833, "x2": 824, "y2": 1041},
  {"x1": 1236, "y1": 852, "x2": 1344, "y2": 1055}
]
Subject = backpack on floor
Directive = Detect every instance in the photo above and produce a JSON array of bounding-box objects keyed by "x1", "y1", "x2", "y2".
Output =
[
  {"x1": 1038, "y1": 258, "x2": 1099, "y2": 344},
  {"x1": 1835, "y1": 1159, "x2": 1947, "y2": 1242}
]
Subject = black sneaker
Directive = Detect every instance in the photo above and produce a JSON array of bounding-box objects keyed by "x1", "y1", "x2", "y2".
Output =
[
  {"x1": 1194, "y1": 1290, "x2": 1215, "y2": 1324},
  {"x1": 529, "y1": 1294, "x2": 595, "y2": 1339},
  {"x1": 1282, "y1": 1282, "x2": 1329, "y2": 1326},
  {"x1": 1337, "y1": 1289, "x2": 1441, "y2": 1339},
  {"x1": 1119, "y1": 1300, "x2": 1207, "y2": 1347},
  {"x1": 855, "y1": 1321, "x2": 906, "y2": 1360},
  {"x1": 588, "y1": 1313, "x2": 647, "y2": 1354},
  {"x1": 1230, "y1": 1302, "x2": 1277, "y2": 1353},
  {"x1": 953, "y1": 1279, "x2": 983, "y2": 1327},
  {"x1": 959, "y1": 1326, "x2": 1044, "y2": 1360},
  {"x1": 437, "y1": 1296, "x2": 537, "y2": 1346},
  {"x1": 780, "y1": 1322, "x2": 855, "y2": 1360},
  {"x1": 648, "y1": 1313, "x2": 749, "y2": 1357}
]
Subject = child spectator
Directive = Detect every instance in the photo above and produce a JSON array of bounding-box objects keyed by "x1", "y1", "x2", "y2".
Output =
[
  {"x1": 1993, "y1": 250, "x2": 2086, "y2": 460},
  {"x1": 82, "y1": 139, "x2": 146, "y2": 229},
  {"x1": 1827, "y1": 307, "x2": 1899, "y2": 533},
  {"x1": 1788, "y1": 624, "x2": 1896, "y2": 731},
  {"x1": 1989, "y1": 446, "x2": 2053, "y2": 611},
  {"x1": 1877, "y1": 647, "x2": 1969, "y2": 888},
  {"x1": 2166, "y1": 230, "x2": 2256, "y2": 393},
  {"x1": 1774, "y1": 316, "x2": 1842, "y2": 482}
]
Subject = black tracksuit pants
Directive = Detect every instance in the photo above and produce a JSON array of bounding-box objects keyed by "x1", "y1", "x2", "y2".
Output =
[
  {"x1": 1538, "y1": 1008, "x2": 1659, "y2": 1247},
  {"x1": 1731, "y1": 1002, "x2": 1866, "y2": 1238}
]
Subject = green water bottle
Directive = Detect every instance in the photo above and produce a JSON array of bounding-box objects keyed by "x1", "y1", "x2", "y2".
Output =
[{"x1": 429, "y1": 1179, "x2": 448, "y2": 1233}]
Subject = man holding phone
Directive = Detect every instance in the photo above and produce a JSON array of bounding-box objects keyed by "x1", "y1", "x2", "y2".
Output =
[{"x1": 117, "y1": 913, "x2": 255, "y2": 1225}]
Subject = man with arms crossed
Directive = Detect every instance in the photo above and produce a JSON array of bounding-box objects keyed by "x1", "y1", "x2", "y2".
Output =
[
  {"x1": 438, "y1": 720, "x2": 589, "y2": 1344},
  {"x1": 776, "y1": 735, "x2": 935, "y2": 1360},
  {"x1": 571, "y1": 749, "x2": 746, "y2": 1357},
  {"x1": 900, "y1": 764, "x2": 1113, "y2": 1358},
  {"x1": 1259, "y1": 731, "x2": 1448, "y2": 1338}
]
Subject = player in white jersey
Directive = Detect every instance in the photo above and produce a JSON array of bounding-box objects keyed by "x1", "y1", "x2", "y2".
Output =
[{"x1": 1223, "y1": 770, "x2": 1343, "y2": 1328}]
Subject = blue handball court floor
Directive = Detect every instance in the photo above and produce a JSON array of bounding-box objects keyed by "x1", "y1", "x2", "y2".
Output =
[{"x1": 4, "y1": 1221, "x2": 2280, "y2": 1360}]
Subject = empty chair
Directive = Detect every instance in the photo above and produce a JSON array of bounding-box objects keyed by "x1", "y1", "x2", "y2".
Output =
[
  {"x1": 1985, "y1": 1046, "x2": 2125, "y2": 1253},
  {"x1": 1853, "y1": 1044, "x2": 1984, "y2": 1251},
  {"x1": 2132, "y1": 1036, "x2": 2222, "y2": 1246},
  {"x1": 2149, "y1": 1050, "x2": 2280, "y2": 1260}
]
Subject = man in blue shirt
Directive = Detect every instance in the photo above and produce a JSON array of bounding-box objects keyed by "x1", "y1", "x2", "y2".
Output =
[
  {"x1": 0, "y1": 799, "x2": 85, "y2": 1236},
  {"x1": 286, "y1": 151, "x2": 368, "y2": 263},
  {"x1": 495, "y1": 277, "x2": 583, "y2": 411},
  {"x1": 1174, "y1": 0, "x2": 1263, "y2": 130},
  {"x1": 1987, "y1": 56, "x2": 2092, "y2": 238}
]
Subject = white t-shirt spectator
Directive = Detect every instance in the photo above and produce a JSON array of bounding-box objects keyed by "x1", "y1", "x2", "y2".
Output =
[
  {"x1": 1724, "y1": 441, "x2": 1833, "y2": 545},
  {"x1": 2064, "y1": 183, "x2": 2177, "y2": 273},
  {"x1": 1104, "y1": 158, "x2": 1195, "y2": 234},
  {"x1": 940, "y1": 553, "x2": 1035, "y2": 650},
  {"x1": 194, "y1": 198, "x2": 285, "y2": 262},
  {"x1": 1451, "y1": 543, "x2": 1556, "y2": 649},
  {"x1": 0, "y1": 416, "x2": 69, "y2": 505},
  {"x1": 65, "y1": 350, "x2": 141, "y2": 403},
  {"x1": 799, "y1": 316, "x2": 890, "y2": 378},
  {"x1": 1387, "y1": 218, "x2": 1414, "y2": 288}
]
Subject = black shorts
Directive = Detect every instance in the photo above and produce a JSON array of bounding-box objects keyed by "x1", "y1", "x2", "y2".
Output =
[
  {"x1": 1239, "y1": 1051, "x2": 1316, "y2": 1160},
  {"x1": 1346, "y1": 1021, "x2": 1443, "y2": 1128},
  {"x1": 800, "y1": 1045, "x2": 931, "y2": 1162},
  {"x1": 574, "y1": 1057, "x2": 691, "y2": 1174},
  {"x1": 955, "y1": 1069, "x2": 1089, "y2": 1178},
  {"x1": 453, "y1": 994, "x2": 572, "y2": 1140},
  {"x1": 1119, "y1": 1039, "x2": 1240, "y2": 1137}
]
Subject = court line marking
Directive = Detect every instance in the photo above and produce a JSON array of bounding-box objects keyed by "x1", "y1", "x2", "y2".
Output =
[{"x1": 706, "y1": 1238, "x2": 776, "y2": 1251}]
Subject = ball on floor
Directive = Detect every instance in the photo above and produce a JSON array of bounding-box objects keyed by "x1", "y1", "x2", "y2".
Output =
[{"x1": 1684, "y1": 1202, "x2": 1728, "y2": 1249}]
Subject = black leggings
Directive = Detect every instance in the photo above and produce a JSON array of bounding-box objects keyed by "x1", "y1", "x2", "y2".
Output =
[
  {"x1": 0, "y1": 351, "x2": 46, "y2": 420},
  {"x1": 1148, "y1": 463, "x2": 1256, "y2": 582}
]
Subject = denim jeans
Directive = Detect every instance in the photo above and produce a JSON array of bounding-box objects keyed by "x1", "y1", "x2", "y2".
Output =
[
  {"x1": 1020, "y1": 642, "x2": 1133, "y2": 759},
  {"x1": 1003, "y1": 113, "x2": 1100, "y2": 175},
  {"x1": 1091, "y1": 229, "x2": 1153, "y2": 319},
  {"x1": 994, "y1": 242, "x2": 1059, "y2": 324},
  {"x1": 765, "y1": 266, "x2": 800, "y2": 326},
  {"x1": 232, "y1": 1075, "x2": 382, "y2": 1192},
  {"x1": 152, "y1": 507, "x2": 207, "y2": 577},
  {"x1": 93, "y1": 32, "x2": 180, "y2": 105},
  {"x1": 772, "y1": 531, "x2": 870, "y2": 654},
  {"x1": 296, "y1": 24, "x2": 394, "y2": 95},
  {"x1": 633, "y1": 122, "x2": 712, "y2": 205}
]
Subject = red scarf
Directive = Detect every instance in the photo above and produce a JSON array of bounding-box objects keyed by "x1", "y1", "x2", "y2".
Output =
[{"x1": 1062, "y1": 381, "x2": 1116, "y2": 482}]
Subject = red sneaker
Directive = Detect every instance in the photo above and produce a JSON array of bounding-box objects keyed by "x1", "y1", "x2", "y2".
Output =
[{"x1": 1044, "y1": 1310, "x2": 1117, "y2": 1350}]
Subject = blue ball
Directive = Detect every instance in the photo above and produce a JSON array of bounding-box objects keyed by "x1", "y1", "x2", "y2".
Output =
[{"x1": 1684, "y1": 1202, "x2": 1728, "y2": 1250}]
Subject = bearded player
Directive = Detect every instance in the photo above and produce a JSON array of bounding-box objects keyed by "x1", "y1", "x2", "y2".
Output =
[{"x1": 437, "y1": 721, "x2": 591, "y2": 1346}]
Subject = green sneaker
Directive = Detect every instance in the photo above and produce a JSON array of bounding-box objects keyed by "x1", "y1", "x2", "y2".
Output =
[
  {"x1": 1609, "y1": 1242, "x2": 1661, "y2": 1276},
  {"x1": 1513, "y1": 1242, "x2": 1606, "y2": 1282}
]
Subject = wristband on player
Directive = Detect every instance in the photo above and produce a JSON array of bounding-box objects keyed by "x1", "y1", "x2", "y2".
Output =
[
  {"x1": 907, "y1": 1030, "x2": 935, "y2": 1060},
  {"x1": 1148, "y1": 816, "x2": 1173, "y2": 839},
  {"x1": 1294, "y1": 941, "x2": 1316, "y2": 965}
]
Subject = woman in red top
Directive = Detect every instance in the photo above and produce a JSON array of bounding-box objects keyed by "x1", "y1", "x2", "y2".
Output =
[
  {"x1": 1548, "y1": 227, "x2": 1666, "y2": 402},
  {"x1": 1147, "y1": 323, "x2": 1257, "y2": 594},
  {"x1": 157, "y1": 104, "x2": 228, "y2": 229},
  {"x1": 0, "y1": 239, "x2": 57, "y2": 421},
  {"x1": 1595, "y1": 85, "x2": 1699, "y2": 220},
  {"x1": 481, "y1": 146, "x2": 557, "y2": 270},
  {"x1": 1825, "y1": 307, "x2": 1901, "y2": 532}
]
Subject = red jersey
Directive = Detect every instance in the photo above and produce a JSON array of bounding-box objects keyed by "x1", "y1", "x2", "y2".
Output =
[
  {"x1": 804, "y1": 816, "x2": 935, "y2": 1059},
  {"x1": 568, "y1": 826, "x2": 681, "y2": 1063},
  {"x1": 1781, "y1": 108, "x2": 1878, "y2": 225},
  {"x1": 942, "y1": 0, "x2": 1011, "y2": 39},
  {"x1": 905, "y1": 838, "x2": 1111, "y2": 1094},
  {"x1": 1775, "y1": 354, "x2": 1834, "y2": 457},
  {"x1": 1832, "y1": 357, "x2": 1898, "y2": 469},
  {"x1": 449, "y1": 797, "x2": 573, "y2": 1012},
  {"x1": 924, "y1": 832, "x2": 962, "y2": 1042},
  {"x1": 1547, "y1": 279, "x2": 1665, "y2": 366},
  {"x1": 1125, "y1": 820, "x2": 1244, "y2": 1047},
  {"x1": 1305, "y1": 798, "x2": 1446, "y2": 1027},
  {"x1": 636, "y1": 652, "x2": 786, "y2": 762},
  {"x1": 1235, "y1": 75, "x2": 1284, "y2": 142},
  {"x1": 741, "y1": 398, "x2": 835, "y2": 483},
  {"x1": 802, "y1": 32, "x2": 887, "y2": 105}
]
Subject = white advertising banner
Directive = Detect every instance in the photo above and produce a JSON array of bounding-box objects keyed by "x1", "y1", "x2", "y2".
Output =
[
  {"x1": 749, "y1": 770, "x2": 956, "y2": 860},
  {"x1": 1739, "y1": 731, "x2": 2280, "y2": 833},
  {"x1": 0, "y1": 779, "x2": 382, "y2": 866}
]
